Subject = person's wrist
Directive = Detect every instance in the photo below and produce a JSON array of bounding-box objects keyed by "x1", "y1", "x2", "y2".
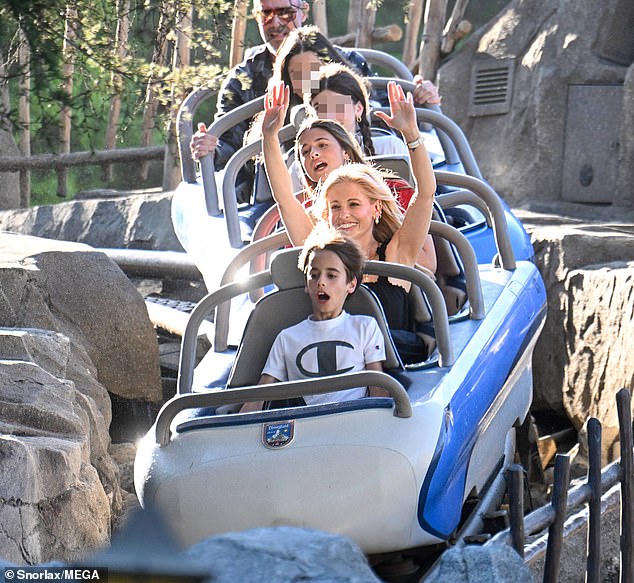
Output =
[{"x1": 402, "y1": 131, "x2": 420, "y2": 144}]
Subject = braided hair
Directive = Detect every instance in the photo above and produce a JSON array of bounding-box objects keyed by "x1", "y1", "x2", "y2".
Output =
[{"x1": 311, "y1": 62, "x2": 376, "y2": 157}]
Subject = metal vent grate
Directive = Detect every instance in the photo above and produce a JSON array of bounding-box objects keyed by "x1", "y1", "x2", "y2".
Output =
[{"x1": 469, "y1": 57, "x2": 515, "y2": 117}]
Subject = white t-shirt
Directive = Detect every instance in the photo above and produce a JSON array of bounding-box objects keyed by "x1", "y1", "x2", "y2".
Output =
[{"x1": 262, "y1": 310, "x2": 386, "y2": 405}]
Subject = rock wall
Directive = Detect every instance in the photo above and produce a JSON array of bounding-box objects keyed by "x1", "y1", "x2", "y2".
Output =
[
  {"x1": 0, "y1": 234, "x2": 163, "y2": 563},
  {"x1": 517, "y1": 204, "x2": 634, "y2": 462},
  {"x1": 438, "y1": 0, "x2": 633, "y2": 207}
]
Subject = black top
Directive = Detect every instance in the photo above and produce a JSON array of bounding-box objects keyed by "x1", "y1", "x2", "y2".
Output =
[{"x1": 364, "y1": 239, "x2": 410, "y2": 331}]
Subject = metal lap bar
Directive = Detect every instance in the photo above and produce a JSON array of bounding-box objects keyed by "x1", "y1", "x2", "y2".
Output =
[
  {"x1": 222, "y1": 124, "x2": 297, "y2": 248},
  {"x1": 364, "y1": 260, "x2": 454, "y2": 367},
  {"x1": 156, "y1": 371, "x2": 412, "y2": 446},
  {"x1": 428, "y1": 220, "x2": 485, "y2": 320},
  {"x1": 434, "y1": 171, "x2": 516, "y2": 270}
]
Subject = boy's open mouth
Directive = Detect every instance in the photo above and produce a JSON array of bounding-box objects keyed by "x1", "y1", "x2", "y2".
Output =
[{"x1": 317, "y1": 291, "x2": 330, "y2": 301}]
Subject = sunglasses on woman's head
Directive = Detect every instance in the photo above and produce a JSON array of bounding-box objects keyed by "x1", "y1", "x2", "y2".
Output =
[{"x1": 255, "y1": 6, "x2": 298, "y2": 24}]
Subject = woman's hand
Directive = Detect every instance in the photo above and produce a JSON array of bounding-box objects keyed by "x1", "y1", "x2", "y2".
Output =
[
  {"x1": 190, "y1": 123, "x2": 218, "y2": 160},
  {"x1": 373, "y1": 81, "x2": 418, "y2": 142},
  {"x1": 262, "y1": 82, "x2": 290, "y2": 138}
]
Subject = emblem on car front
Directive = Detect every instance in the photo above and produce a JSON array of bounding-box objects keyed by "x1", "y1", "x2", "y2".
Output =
[{"x1": 263, "y1": 421, "x2": 294, "y2": 449}]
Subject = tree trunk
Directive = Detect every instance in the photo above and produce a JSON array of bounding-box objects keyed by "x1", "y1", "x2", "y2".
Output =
[
  {"x1": 104, "y1": 0, "x2": 130, "y2": 182},
  {"x1": 58, "y1": 2, "x2": 77, "y2": 198},
  {"x1": 18, "y1": 27, "x2": 31, "y2": 208},
  {"x1": 312, "y1": 0, "x2": 327, "y2": 36},
  {"x1": 230, "y1": 0, "x2": 248, "y2": 68},
  {"x1": 403, "y1": 0, "x2": 424, "y2": 70},
  {"x1": 418, "y1": 0, "x2": 447, "y2": 82},
  {"x1": 163, "y1": 3, "x2": 192, "y2": 191},
  {"x1": 139, "y1": 1, "x2": 170, "y2": 181},
  {"x1": 357, "y1": 3, "x2": 377, "y2": 48},
  {"x1": 347, "y1": 0, "x2": 362, "y2": 40}
]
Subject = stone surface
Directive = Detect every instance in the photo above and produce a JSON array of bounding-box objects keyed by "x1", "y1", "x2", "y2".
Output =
[
  {"x1": 0, "y1": 360, "x2": 111, "y2": 564},
  {"x1": 184, "y1": 527, "x2": 382, "y2": 583},
  {"x1": 515, "y1": 203, "x2": 634, "y2": 462},
  {"x1": 0, "y1": 191, "x2": 182, "y2": 251},
  {"x1": 427, "y1": 543, "x2": 534, "y2": 582},
  {"x1": 0, "y1": 233, "x2": 162, "y2": 402},
  {"x1": 438, "y1": 0, "x2": 633, "y2": 207}
]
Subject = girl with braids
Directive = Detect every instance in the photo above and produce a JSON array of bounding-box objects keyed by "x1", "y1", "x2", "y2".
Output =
[
  {"x1": 309, "y1": 62, "x2": 408, "y2": 159},
  {"x1": 262, "y1": 80, "x2": 437, "y2": 359}
]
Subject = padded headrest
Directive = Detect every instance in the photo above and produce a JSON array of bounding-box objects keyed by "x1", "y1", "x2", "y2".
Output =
[{"x1": 270, "y1": 248, "x2": 305, "y2": 290}]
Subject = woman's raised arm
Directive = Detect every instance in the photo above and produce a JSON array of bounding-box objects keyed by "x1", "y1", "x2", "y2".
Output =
[
  {"x1": 374, "y1": 81, "x2": 436, "y2": 267},
  {"x1": 262, "y1": 83, "x2": 313, "y2": 246}
]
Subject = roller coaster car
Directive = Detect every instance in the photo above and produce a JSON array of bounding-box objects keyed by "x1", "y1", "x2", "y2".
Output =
[
  {"x1": 171, "y1": 49, "x2": 535, "y2": 293},
  {"x1": 135, "y1": 167, "x2": 547, "y2": 556}
]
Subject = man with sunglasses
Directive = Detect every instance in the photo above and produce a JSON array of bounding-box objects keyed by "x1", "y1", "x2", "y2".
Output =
[{"x1": 191, "y1": 0, "x2": 374, "y2": 203}]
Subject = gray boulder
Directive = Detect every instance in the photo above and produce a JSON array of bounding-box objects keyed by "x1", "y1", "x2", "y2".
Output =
[
  {"x1": 427, "y1": 543, "x2": 534, "y2": 582},
  {"x1": 0, "y1": 360, "x2": 111, "y2": 564},
  {"x1": 0, "y1": 191, "x2": 182, "y2": 251},
  {"x1": 516, "y1": 204, "x2": 634, "y2": 462},
  {"x1": 0, "y1": 232, "x2": 162, "y2": 402},
  {"x1": 185, "y1": 527, "x2": 381, "y2": 583}
]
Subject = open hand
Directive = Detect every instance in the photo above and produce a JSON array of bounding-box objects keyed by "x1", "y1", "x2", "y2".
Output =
[
  {"x1": 262, "y1": 82, "x2": 290, "y2": 137},
  {"x1": 373, "y1": 81, "x2": 417, "y2": 139}
]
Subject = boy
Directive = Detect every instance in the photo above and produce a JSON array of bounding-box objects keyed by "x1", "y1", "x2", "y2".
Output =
[{"x1": 240, "y1": 227, "x2": 387, "y2": 412}]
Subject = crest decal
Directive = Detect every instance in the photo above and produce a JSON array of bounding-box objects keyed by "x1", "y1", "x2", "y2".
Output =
[{"x1": 263, "y1": 421, "x2": 295, "y2": 449}]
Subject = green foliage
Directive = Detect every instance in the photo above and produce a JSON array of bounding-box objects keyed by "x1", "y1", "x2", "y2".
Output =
[
  {"x1": 1, "y1": 0, "x2": 233, "y2": 201},
  {"x1": 0, "y1": 0, "x2": 509, "y2": 205}
]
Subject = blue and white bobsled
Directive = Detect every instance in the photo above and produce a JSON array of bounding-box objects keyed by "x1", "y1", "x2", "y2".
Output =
[{"x1": 135, "y1": 169, "x2": 547, "y2": 555}]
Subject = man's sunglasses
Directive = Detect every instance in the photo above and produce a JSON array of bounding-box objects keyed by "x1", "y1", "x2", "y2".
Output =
[{"x1": 254, "y1": 7, "x2": 298, "y2": 24}]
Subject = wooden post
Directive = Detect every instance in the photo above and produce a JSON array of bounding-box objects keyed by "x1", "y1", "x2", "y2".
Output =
[
  {"x1": 403, "y1": 0, "x2": 424, "y2": 69},
  {"x1": 418, "y1": 0, "x2": 447, "y2": 82},
  {"x1": 312, "y1": 0, "x2": 327, "y2": 36},
  {"x1": 104, "y1": 0, "x2": 130, "y2": 182},
  {"x1": 58, "y1": 1, "x2": 77, "y2": 198},
  {"x1": 230, "y1": 0, "x2": 248, "y2": 68},
  {"x1": 18, "y1": 27, "x2": 31, "y2": 208}
]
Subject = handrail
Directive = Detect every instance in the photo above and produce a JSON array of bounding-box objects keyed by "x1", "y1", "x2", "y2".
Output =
[
  {"x1": 436, "y1": 189, "x2": 492, "y2": 228},
  {"x1": 214, "y1": 230, "x2": 290, "y2": 352},
  {"x1": 176, "y1": 85, "x2": 217, "y2": 183},
  {"x1": 428, "y1": 221, "x2": 484, "y2": 320},
  {"x1": 222, "y1": 124, "x2": 297, "y2": 248},
  {"x1": 354, "y1": 48, "x2": 414, "y2": 80},
  {"x1": 156, "y1": 370, "x2": 412, "y2": 446},
  {"x1": 434, "y1": 172, "x2": 515, "y2": 270},
  {"x1": 178, "y1": 271, "x2": 273, "y2": 396}
]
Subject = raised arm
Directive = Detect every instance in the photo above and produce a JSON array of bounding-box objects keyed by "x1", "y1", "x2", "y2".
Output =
[
  {"x1": 374, "y1": 81, "x2": 436, "y2": 266},
  {"x1": 262, "y1": 83, "x2": 314, "y2": 246}
]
